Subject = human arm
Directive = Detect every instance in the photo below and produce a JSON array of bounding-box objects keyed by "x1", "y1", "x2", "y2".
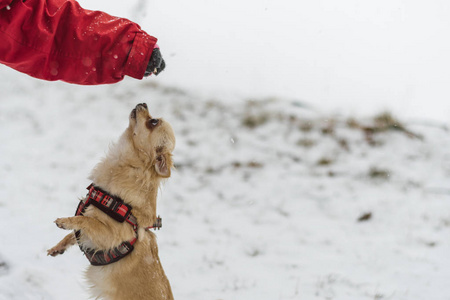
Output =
[{"x1": 0, "y1": 0, "x2": 159, "y2": 84}]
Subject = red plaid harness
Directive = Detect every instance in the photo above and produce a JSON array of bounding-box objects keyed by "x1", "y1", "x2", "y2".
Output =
[{"x1": 75, "y1": 184, "x2": 162, "y2": 266}]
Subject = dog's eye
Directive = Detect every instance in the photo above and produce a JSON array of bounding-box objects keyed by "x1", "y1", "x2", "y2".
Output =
[{"x1": 146, "y1": 118, "x2": 159, "y2": 129}]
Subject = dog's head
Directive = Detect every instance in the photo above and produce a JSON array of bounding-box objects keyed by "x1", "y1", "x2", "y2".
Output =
[{"x1": 128, "y1": 103, "x2": 175, "y2": 178}]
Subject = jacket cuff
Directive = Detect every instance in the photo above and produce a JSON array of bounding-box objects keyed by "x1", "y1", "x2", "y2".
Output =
[{"x1": 124, "y1": 32, "x2": 157, "y2": 80}]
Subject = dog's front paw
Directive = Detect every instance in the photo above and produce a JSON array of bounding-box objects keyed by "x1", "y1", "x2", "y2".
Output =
[
  {"x1": 47, "y1": 233, "x2": 77, "y2": 257},
  {"x1": 47, "y1": 246, "x2": 66, "y2": 257},
  {"x1": 54, "y1": 218, "x2": 72, "y2": 230}
]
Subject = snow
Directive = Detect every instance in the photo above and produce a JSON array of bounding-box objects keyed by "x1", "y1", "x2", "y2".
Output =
[
  {"x1": 1, "y1": 0, "x2": 450, "y2": 299},
  {"x1": 1, "y1": 70, "x2": 450, "y2": 299}
]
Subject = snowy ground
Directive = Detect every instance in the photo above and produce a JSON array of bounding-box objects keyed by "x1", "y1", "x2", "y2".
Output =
[{"x1": 1, "y1": 63, "x2": 450, "y2": 299}]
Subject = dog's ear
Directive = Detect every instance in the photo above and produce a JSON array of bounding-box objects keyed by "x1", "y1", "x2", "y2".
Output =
[{"x1": 155, "y1": 153, "x2": 172, "y2": 178}]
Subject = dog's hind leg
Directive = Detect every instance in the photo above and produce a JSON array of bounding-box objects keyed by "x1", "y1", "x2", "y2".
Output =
[{"x1": 47, "y1": 232, "x2": 77, "y2": 256}]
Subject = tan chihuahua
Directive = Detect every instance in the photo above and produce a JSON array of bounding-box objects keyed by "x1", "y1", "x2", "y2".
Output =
[{"x1": 48, "y1": 103, "x2": 175, "y2": 300}]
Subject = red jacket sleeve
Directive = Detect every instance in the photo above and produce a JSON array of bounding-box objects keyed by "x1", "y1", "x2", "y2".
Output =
[{"x1": 0, "y1": 0, "x2": 157, "y2": 85}]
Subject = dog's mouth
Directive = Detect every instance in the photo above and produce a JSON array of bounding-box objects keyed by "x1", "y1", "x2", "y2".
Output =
[{"x1": 130, "y1": 103, "x2": 148, "y2": 119}]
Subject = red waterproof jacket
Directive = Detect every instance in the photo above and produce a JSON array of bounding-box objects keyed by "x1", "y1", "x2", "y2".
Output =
[{"x1": 0, "y1": 0, "x2": 157, "y2": 84}]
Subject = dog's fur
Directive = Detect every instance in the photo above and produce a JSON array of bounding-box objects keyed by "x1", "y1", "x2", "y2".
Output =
[{"x1": 47, "y1": 103, "x2": 175, "y2": 300}]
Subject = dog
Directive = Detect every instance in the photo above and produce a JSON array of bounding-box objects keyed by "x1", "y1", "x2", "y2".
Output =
[{"x1": 47, "y1": 103, "x2": 175, "y2": 300}]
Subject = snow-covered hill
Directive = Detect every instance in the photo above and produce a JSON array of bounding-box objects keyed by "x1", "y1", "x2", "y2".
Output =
[{"x1": 1, "y1": 66, "x2": 450, "y2": 299}]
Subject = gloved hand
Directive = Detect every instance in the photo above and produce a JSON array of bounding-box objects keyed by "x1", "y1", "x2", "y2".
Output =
[{"x1": 144, "y1": 47, "x2": 165, "y2": 77}]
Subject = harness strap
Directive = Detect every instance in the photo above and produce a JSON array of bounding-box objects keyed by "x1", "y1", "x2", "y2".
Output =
[
  {"x1": 75, "y1": 184, "x2": 139, "y2": 266},
  {"x1": 83, "y1": 237, "x2": 138, "y2": 266},
  {"x1": 84, "y1": 184, "x2": 138, "y2": 230}
]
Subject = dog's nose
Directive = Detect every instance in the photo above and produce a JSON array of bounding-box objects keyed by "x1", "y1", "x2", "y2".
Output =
[{"x1": 137, "y1": 103, "x2": 148, "y2": 109}]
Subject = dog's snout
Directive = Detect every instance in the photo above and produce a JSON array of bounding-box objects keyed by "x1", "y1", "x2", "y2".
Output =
[{"x1": 137, "y1": 103, "x2": 148, "y2": 110}]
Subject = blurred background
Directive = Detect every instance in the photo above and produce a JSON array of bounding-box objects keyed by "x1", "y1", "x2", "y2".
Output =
[
  {"x1": 124, "y1": 0, "x2": 450, "y2": 123},
  {"x1": 0, "y1": 1, "x2": 450, "y2": 299}
]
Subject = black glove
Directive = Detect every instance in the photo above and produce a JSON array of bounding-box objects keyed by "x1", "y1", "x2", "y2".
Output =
[{"x1": 144, "y1": 48, "x2": 165, "y2": 77}]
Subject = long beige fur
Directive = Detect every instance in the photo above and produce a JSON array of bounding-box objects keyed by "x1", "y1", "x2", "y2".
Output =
[{"x1": 47, "y1": 103, "x2": 175, "y2": 300}]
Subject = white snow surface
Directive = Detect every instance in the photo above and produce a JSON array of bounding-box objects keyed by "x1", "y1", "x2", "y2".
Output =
[{"x1": 1, "y1": 64, "x2": 450, "y2": 300}]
